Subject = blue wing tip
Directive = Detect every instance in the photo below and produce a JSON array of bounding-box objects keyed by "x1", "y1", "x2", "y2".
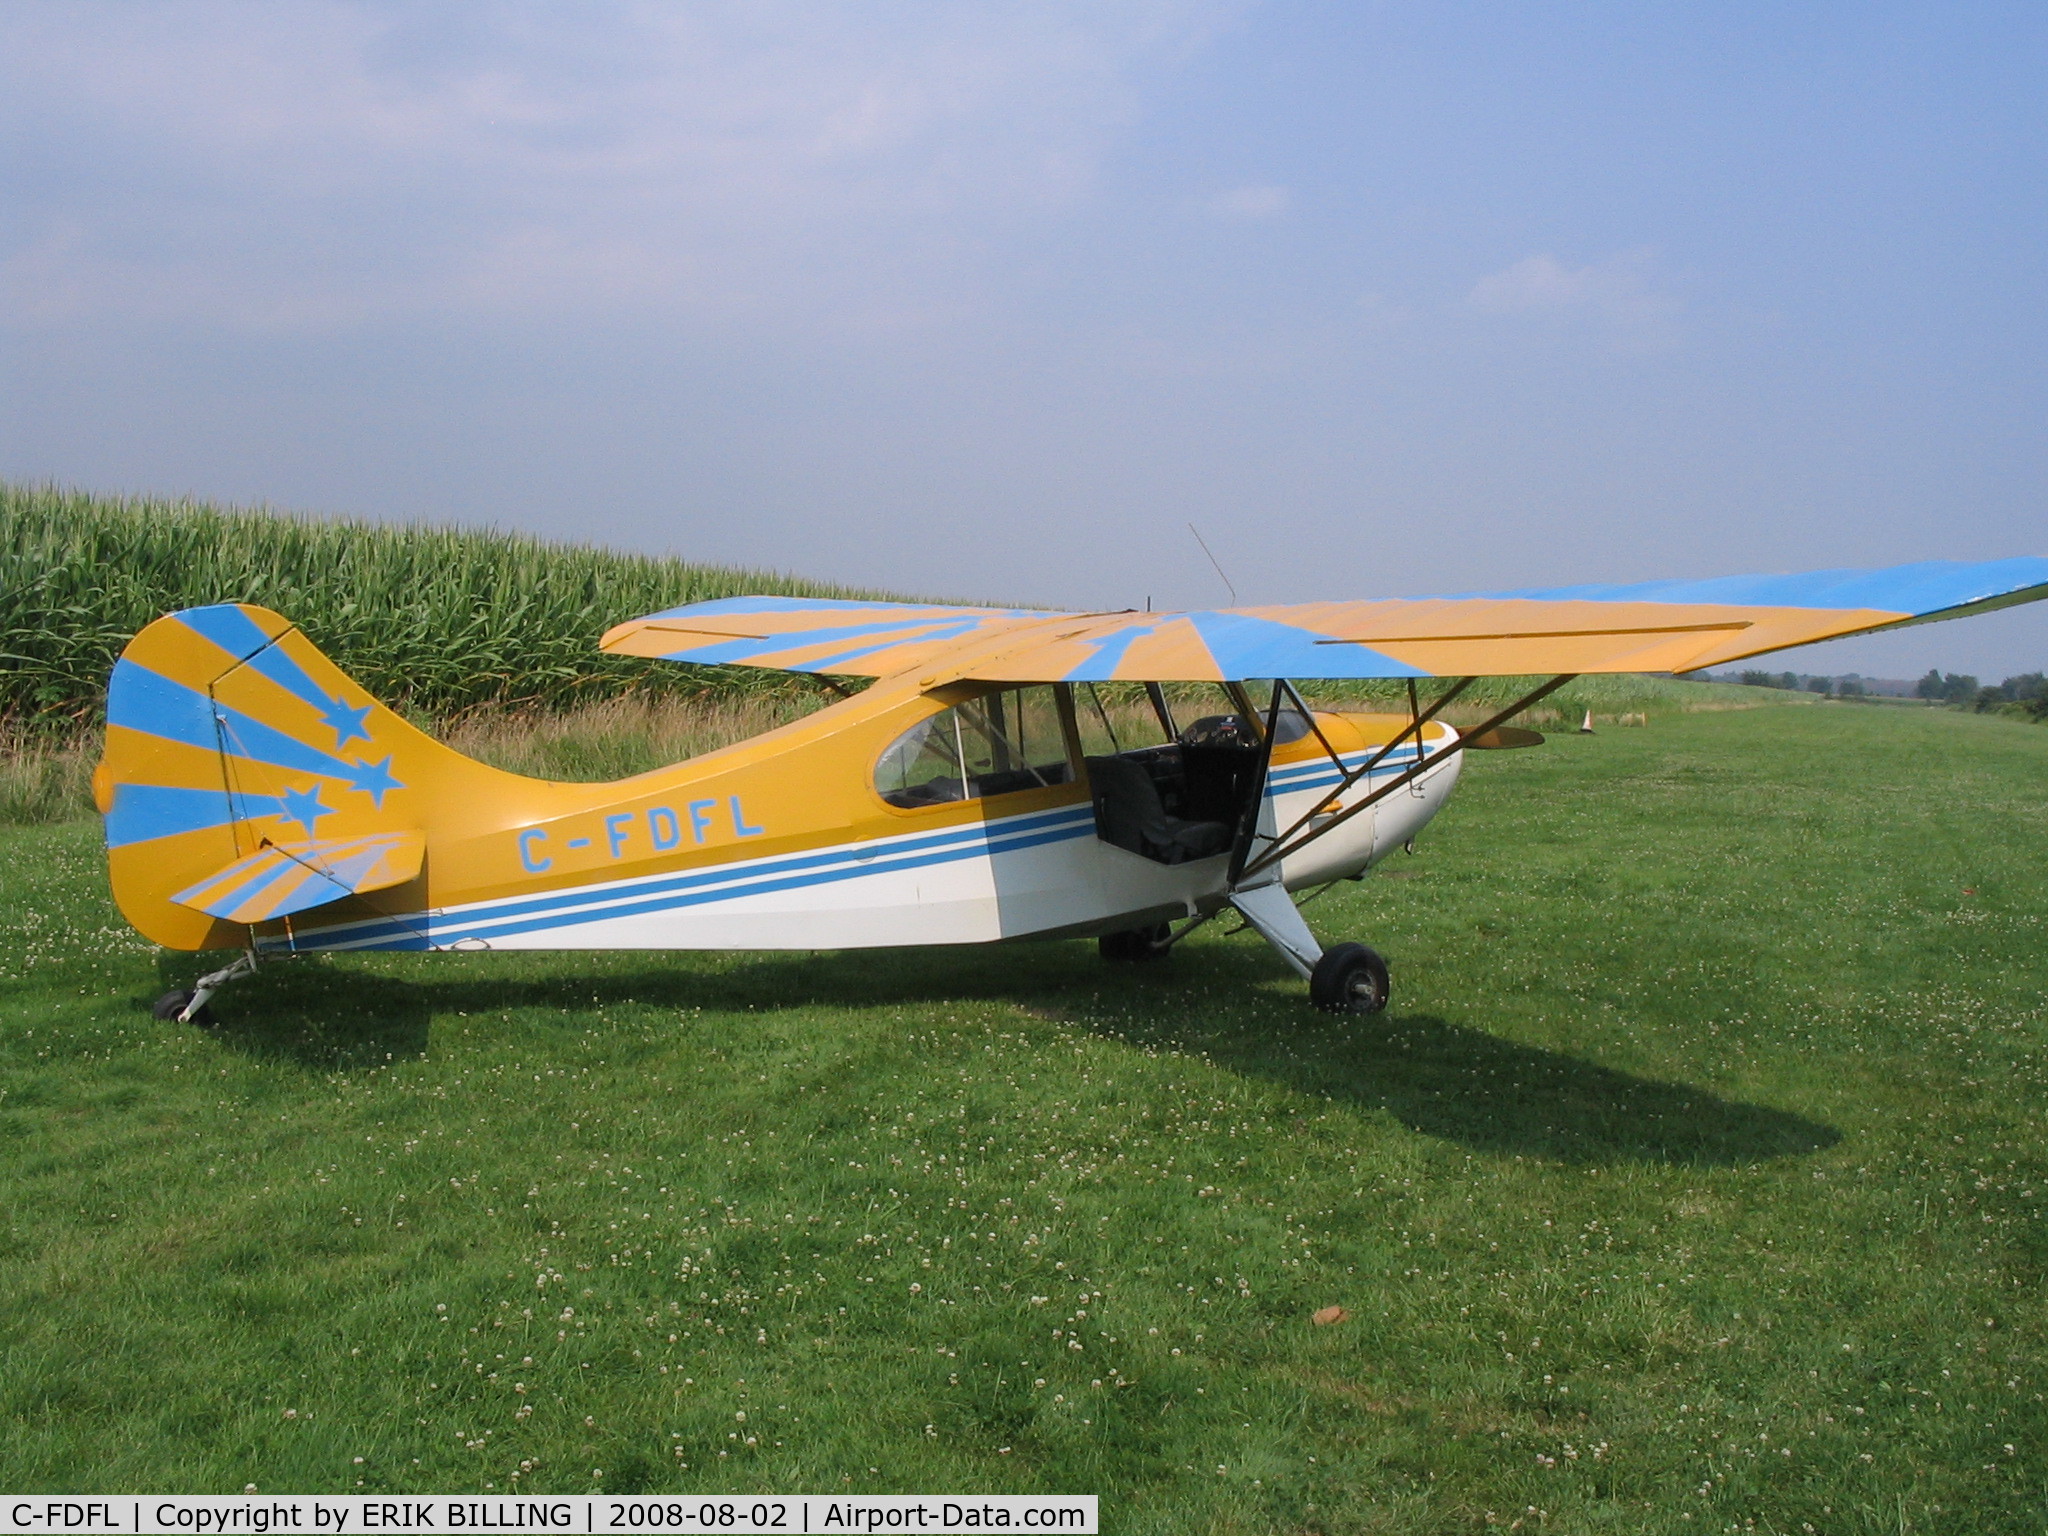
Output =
[{"x1": 1448, "y1": 555, "x2": 2048, "y2": 616}]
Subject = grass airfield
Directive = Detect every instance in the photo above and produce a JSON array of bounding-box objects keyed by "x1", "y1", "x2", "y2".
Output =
[{"x1": 1, "y1": 704, "x2": 2043, "y2": 1532}]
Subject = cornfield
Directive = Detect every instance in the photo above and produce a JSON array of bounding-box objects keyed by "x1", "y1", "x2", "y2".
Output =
[{"x1": 2, "y1": 482, "x2": 904, "y2": 731}]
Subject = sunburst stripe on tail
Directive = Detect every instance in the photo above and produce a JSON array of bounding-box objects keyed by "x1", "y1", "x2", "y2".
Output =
[{"x1": 99, "y1": 603, "x2": 497, "y2": 950}]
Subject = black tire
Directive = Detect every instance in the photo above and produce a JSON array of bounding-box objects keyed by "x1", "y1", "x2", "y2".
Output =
[
  {"x1": 1099, "y1": 923, "x2": 1173, "y2": 962},
  {"x1": 1309, "y1": 943, "x2": 1390, "y2": 1014},
  {"x1": 152, "y1": 989, "x2": 216, "y2": 1027}
]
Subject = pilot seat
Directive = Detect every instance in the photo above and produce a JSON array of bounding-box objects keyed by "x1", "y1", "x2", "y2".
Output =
[{"x1": 1083, "y1": 754, "x2": 1233, "y2": 866}]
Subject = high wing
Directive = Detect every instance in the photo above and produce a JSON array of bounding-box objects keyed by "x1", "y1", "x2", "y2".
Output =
[{"x1": 600, "y1": 558, "x2": 2048, "y2": 684}]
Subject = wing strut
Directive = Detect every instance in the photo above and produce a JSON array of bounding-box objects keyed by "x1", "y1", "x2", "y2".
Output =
[
  {"x1": 1224, "y1": 680, "x2": 1289, "y2": 886},
  {"x1": 1247, "y1": 674, "x2": 1477, "y2": 877},
  {"x1": 1281, "y1": 677, "x2": 1350, "y2": 776},
  {"x1": 1236, "y1": 673, "x2": 1579, "y2": 886}
]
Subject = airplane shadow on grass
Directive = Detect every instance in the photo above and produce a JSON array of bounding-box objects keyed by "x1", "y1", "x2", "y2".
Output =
[
  {"x1": 156, "y1": 938, "x2": 1838, "y2": 1168},
  {"x1": 1076, "y1": 1001, "x2": 1843, "y2": 1169},
  {"x1": 151, "y1": 955, "x2": 433, "y2": 1071}
]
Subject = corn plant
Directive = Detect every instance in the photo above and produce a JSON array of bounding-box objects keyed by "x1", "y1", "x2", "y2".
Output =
[{"x1": 1, "y1": 483, "x2": 903, "y2": 731}]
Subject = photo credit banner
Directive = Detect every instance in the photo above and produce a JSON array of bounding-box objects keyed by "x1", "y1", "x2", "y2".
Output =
[{"x1": 1, "y1": 1497, "x2": 1097, "y2": 1536}]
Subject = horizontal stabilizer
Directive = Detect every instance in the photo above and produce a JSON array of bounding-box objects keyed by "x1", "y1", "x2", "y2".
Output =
[{"x1": 171, "y1": 831, "x2": 424, "y2": 924}]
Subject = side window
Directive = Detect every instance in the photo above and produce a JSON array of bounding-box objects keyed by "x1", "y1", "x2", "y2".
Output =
[
  {"x1": 1070, "y1": 682, "x2": 1174, "y2": 758},
  {"x1": 955, "y1": 686, "x2": 1071, "y2": 796},
  {"x1": 875, "y1": 713, "x2": 967, "y2": 808},
  {"x1": 877, "y1": 686, "x2": 1074, "y2": 809}
]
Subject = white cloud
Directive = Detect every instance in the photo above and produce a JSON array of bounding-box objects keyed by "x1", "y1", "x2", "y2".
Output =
[
  {"x1": 1205, "y1": 184, "x2": 1289, "y2": 219},
  {"x1": 0, "y1": 1, "x2": 1238, "y2": 332},
  {"x1": 1467, "y1": 247, "x2": 1682, "y2": 341}
]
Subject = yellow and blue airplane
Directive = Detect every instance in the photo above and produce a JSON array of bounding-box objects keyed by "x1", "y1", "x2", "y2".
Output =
[{"x1": 97, "y1": 557, "x2": 2048, "y2": 1023}]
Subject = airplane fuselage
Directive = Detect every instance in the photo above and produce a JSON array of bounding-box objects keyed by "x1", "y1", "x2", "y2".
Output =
[{"x1": 211, "y1": 677, "x2": 1461, "y2": 956}]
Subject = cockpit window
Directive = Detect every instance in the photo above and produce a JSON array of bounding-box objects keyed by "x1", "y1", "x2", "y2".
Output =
[
  {"x1": 956, "y1": 686, "x2": 1069, "y2": 796},
  {"x1": 877, "y1": 686, "x2": 1074, "y2": 808},
  {"x1": 1071, "y1": 682, "x2": 1174, "y2": 758},
  {"x1": 1180, "y1": 704, "x2": 1312, "y2": 747},
  {"x1": 1179, "y1": 684, "x2": 1318, "y2": 753},
  {"x1": 1268, "y1": 707, "x2": 1314, "y2": 745},
  {"x1": 875, "y1": 714, "x2": 967, "y2": 807}
]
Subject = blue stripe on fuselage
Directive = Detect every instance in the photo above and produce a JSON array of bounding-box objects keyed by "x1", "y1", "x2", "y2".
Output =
[{"x1": 324, "y1": 816, "x2": 1102, "y2": 952}]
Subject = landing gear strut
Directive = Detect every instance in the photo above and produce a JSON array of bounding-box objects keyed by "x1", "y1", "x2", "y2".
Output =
[
  {"x1": 152, "y1": 950, "x2": 258, "y2": 1027},
  {"x1": 1228, "y1": 884, "x2": 1391, "y2": 1014}
]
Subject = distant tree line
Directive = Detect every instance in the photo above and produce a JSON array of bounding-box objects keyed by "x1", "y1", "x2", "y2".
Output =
[
  {"x1": 1736, "y1": 669, "x2": 1871, "y2": 696},
  {"x1": 1918, "y1": 669, "x2": 2048, "y2": 721},
  {"x1": 1727, "y1": 668, "x2": 2046, "y2": 719}
]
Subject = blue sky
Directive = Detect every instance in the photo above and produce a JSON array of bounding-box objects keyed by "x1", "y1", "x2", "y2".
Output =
[{"x1": 3, "y1": 2, "x2": 2044, "y2": 676}]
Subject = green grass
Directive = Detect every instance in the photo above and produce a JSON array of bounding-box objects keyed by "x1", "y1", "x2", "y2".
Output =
[
  {"x1": 4, "y1": 670, "x2": 2045, "y2": 1528},
  {"x1": 0, "y1": 732, "x2": 98, "y2": 825},
  {"x1": 438, "y1": 695, "x2": 836, "y2": 785}
]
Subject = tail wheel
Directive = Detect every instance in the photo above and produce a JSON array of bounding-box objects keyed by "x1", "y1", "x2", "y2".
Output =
[
  {"x1": 1099, "y1": 923, "x2": 1173, "y2": 962},
  {"x1": 152, "y1": 989, "x2": 216, "y2": 1028},
  {"x1": 1310, "y1": 942, "x2": 1390, "y2": 1014}
]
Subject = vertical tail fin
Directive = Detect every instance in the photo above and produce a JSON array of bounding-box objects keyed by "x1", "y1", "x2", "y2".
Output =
[{"x1": 98, "y1": 604, "x2": 476, "y2": 950}]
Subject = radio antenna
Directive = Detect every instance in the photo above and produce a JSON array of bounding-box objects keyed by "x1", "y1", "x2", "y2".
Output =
[{"x1": 1188, "y1": 523, "x2": 1239, "y2": 605}]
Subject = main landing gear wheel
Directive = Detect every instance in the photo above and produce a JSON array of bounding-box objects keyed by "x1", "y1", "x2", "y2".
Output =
[
  {"x1": 152, "y1": 989, "x2": 216, "y2": 1028},
  {"x1": 1310, "y1": 942, "x2": 1390, "y2": 1014},
  {"x1": 1099, "y1": 923, "x2": 1173, "y2": 962}
]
